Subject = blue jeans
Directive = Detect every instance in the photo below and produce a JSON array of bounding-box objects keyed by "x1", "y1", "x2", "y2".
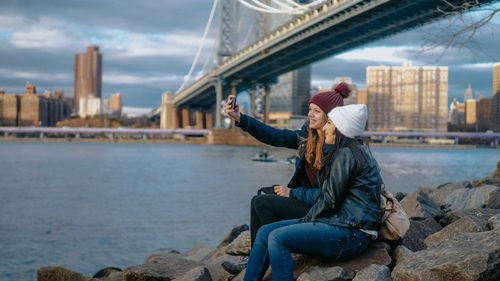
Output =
[{"x1": 243, "y1": 219, "x2": 371, "y2": 281}]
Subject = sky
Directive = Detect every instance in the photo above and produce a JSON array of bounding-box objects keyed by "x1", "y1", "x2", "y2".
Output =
[{"x1": 0, "y1": 0, "x2": 499, "y2": 114}]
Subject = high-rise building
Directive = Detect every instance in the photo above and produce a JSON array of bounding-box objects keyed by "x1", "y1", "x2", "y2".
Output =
[
  {"x1": 465, "y1": 99, "x2": 477, "y2": 131},
  {"x1": 269, "y1": 65, "x2": 311, "y2": 116},
  {"x1": 464, "y1": 82, "x2": 475, "y2": 101},
  {"x1": 109, "y1": 93, "x2": 122, "y2": 116},
  {"x1": 493, "y1": 62, "x2": 500, "y2": 129},
  {"x1": 366, "y1": 62, "x2": 448, "y2": 132},
  {"x1": 478, "y1": 96, "x2": 493, "y2": 131},
  {"x1": 74, "y1": 46, "x2": 102, "y2": 113}
]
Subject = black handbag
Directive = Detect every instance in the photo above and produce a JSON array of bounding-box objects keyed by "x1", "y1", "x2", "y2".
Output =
[{"x1": 257, "y1": 185, "x2": 278, "y2": 195}]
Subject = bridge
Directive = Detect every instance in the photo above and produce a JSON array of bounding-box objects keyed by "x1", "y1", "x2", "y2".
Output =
[
  {"x1": 167, "y1": 0, "x2": 496, "y2": 129},
  {"x1": 1, "y1": 127, "x2": 498, "y2": 146}
]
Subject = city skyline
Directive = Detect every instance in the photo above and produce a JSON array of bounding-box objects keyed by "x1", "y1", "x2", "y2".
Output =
[{"x1": 0, "y1": 0, "x2": 499, "y2": 114}]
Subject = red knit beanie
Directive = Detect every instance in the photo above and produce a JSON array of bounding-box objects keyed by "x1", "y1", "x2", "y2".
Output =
[{"x1": 310, "y1": 82, "x2": 351, "y2": 114}]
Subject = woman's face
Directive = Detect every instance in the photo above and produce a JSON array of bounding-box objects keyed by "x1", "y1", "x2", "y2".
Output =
[
  {"x1": 322, "y1": 119, "x2": 336, "y2": 144},
  {"x1": 308, "y1": 103, "x2": 326, "y2": 130}
]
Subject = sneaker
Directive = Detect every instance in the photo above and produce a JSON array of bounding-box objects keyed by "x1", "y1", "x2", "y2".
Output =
[{"x1": 221, "y1": 261, "x2": 247, "y2": 275}]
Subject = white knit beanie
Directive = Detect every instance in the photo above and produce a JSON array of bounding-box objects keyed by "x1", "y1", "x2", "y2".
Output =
[{"x1": 327, "y1": 104, "x2": 368, "y2": 138}]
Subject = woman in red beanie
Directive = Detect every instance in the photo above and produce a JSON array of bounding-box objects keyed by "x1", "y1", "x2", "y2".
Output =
[{"x1": 221, "y1": 83, "x2": 350, "y2": 275}]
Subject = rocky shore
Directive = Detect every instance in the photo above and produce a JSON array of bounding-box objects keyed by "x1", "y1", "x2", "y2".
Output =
[{"x1": 38, "y1": 162, "x2": 500, "y2": 281}]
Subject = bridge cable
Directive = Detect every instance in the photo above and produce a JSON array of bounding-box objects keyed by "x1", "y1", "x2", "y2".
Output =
[{"x1": 176, "y1": 0, "x2": 219, "y2": 93}]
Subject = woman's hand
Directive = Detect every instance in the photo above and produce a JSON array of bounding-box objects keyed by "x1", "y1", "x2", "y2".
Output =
[
  {"x1": 226, "y1": 95, "x2": 241, "y2": 122},
  {"x1": 274, "y1": 185, "x2": 291, "y2": 197}
]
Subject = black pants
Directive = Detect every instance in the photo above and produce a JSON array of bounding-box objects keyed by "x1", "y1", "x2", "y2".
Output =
[{"x1": 250, "y1": 194, "x2": 312, "y2": 245}]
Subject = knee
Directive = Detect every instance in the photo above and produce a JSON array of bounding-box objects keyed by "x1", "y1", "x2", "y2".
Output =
[
  {"x1": 251, "y1": 194, "x2": 262, "y2": 209},
  {"x1": 267, "y1": 229, "x2": 286, "y2": 250}
]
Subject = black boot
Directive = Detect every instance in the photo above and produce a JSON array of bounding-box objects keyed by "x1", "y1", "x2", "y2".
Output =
[{"x1": 221, "y1": 261, "x2": 247, "y2": 275}]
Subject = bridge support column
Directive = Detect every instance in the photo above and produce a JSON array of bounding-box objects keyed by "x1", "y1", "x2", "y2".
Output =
[
  {"x1": 454, "y1": 137, "x2": 459, "y2": 145},
  {"x1": 205, "y1": 112, "x2": 213, "y2": 129},
  {"x1": 181, "y1": 108, "x2": 190, "y2": 128},
  {"x1": 40, "y1": 132, "x2": 44, "y2": 139},
  {"x1": 215, "y1": 77, "x2": 223, "y2": 128},
  {"x1": 195, "y1": 109, "x2": 204, "y2": 129},
  {"x1": 161, "y1": 92, "x2": 178, "y2": 129},
  {"x1": 263, "y1": 84, "x2": 270, "y2": 125},
  {"x1": 251, "y1": 82, "x2": 256, "y2": 118}
]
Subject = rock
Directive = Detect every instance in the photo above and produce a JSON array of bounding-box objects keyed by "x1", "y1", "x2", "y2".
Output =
[
  {"x1": 401, "y1": 218, "x2": 442, "y2": 251},
  {"x1": 392, "y1": 230, "x2": 500, "y2": 281},
  {"x1": 175, "y1": 266, "x2": 213, "y2": 281},
  {"x1": 447, "y1": 208, "x2": 499, "y2": 224},
  {"x1": 225, "y1": 230, "x2": 251, "y2": 255},
  {"x1": 204, "y1": 252, "x2": 245, "y2": 281},
  {"x1": 314, "y1": 242, "x2": 392, "y2": 273},
  {"x1": 400, "y1": 191, "x2": 445, "y2": 221},
  {"x1": 424, "y1": 215, "x2": 490, "y2": 248},
  {"x1": 37, "y1": 267, "x2": 89, "y2": 281},
  {"x1": 93, "y1": 267, "x2": 122, "y2": 281},
  {"x1": 443, "y1": 185, "x2": 500, "y2": 212},
  {"x1": 392, "y1": 192, "x2": 407, "y2": 202},
  {"x1": 122, "y1": 263, "x2": 173, "y2": 281},
  {"x1": 428, "y1": 181, "x2": 471, "y2": 206},
  {"x1": 489, "y1": 213, "x2": 500, "y2": 231},
  {"x1": 297, "y1": 266, "x2": 354, "y2": 281},
  {"x1": 417, "y1": 186, "x2": 433, "y2": 194},
  {"x1": 185, "y1": 245, "x2": 216, "y2": 263},
  {"x1": 393, "y1": 245, "x2": 413, "y2": 264},
  {"x1": 123, "y1": 253, "x2": 202, "y2": 281},
  {"x1": 483, "y1": 176, "x2": 500, "y2": 187},
  {"x1": 217, "y1": 224, "x2": 249, "y2": 248},
  {"x1": 352, "y1": 264, "x2": 392, "y2": 281}
]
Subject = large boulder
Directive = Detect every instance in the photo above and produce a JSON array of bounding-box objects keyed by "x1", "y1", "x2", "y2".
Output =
[
  {"x1": 443, "y1": 185, "x2": 500, "y2": 212},
  {"x1": 312, "y1": 242, "x2": 392, "y2": 273},
  {"x1": 175, "y1": 266, "x2": 212, "y2": 281},
  {"x1": 37, "y1": 267, "x2": 88, "y2": 281},
  {"x1": 428, "y1": 181, "x2": 471, "y2": 206},
  {"x1": 217, "y1": 224, "x2": 249, "y2": 248},
  {"x1": 92, "y1": 267, "x2": 122, "y2": 281},
  {"x1": 489, "y1": 213, "x2": 500, "y2": 231},
  {"x1": 393, "y1": 245, "x2": 413, "y2": 265},
  {"x1": 400, "y1": 191, "x2": 445, "y2": 221},
  {"x1": 424, "y1": 215, "x2": 490, "y2": 248},
  {"x1": 225, "y1": 230, "x2": 251, "y2": 255},
  {"x1": 491, "y1": 161, "x2": 500, "y2": 178},
  {"x1": 392, "y1": 230, "x2": 500, "y2": 281},
  {"x1": 401, "y1": 218, "x2": 442, "y2": 251},
  {"x1": 447, "y1": 208, "x2": 499, "y2": 224},
  {"x1": 352, "y1": 264, "x2": 392, "y2": 281},
  {"x1": 184, "y1": 245, "x2": 216, "y2": 263},
  {"x1": 297, "y1": 266, "x2": 354, "y2": 281},
  {"x1": 483, "y1": 177, "x2": 500, "y2": 187},
  {"x1": 123, "y1": 253, "x2": 202, "y2": 281}
]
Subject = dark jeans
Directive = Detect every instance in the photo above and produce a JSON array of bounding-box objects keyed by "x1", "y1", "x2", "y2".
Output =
[
  {"x1": 244, "y1": 219, "x2": 371, "y2": 281},
  {"x1": 250, "y1": 194, "x2": 312, "y2": 245}
]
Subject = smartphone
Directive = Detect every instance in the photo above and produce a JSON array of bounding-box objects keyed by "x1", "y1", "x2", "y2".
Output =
[{"x1": 231, "y1": 95, "x2": 237, "y2": 110}]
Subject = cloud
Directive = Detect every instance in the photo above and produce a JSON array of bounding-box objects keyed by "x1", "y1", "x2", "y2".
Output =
[
  {"x1": 103, "y1": 73, "x2": 183, "y2": 85},
  {"x1": 0, "y1": 68, "x2": 71, "y2": 82},
  {"x1": 336, "y1": 46, "x2": 416, "y2": 64}
]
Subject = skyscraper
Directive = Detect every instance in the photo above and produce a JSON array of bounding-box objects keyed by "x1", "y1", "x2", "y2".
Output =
[
  {"x1": 464, "y1": 81, "x2": 475, "y2": 101},
  {"x1": 366, "y1": 62, "x2": 448, "y2": 132},
  {"x1": 74, "y1": 46, "x2": 102, "y2": 113},
  {"x1": 493, "y1": 62, "x2": 500, "y2": 129}
]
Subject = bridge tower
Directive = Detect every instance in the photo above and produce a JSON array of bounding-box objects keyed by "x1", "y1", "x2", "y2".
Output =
[{"x1": 215, "y1": 0, "x2": 239, "y2": 128}]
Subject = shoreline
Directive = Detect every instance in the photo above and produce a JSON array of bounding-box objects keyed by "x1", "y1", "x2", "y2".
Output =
[{"x1": 0, "y1": 136, "x2": 491, "y2": 149}]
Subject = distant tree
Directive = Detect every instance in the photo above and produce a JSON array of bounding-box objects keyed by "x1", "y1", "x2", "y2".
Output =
[{"x1": 420, "y1": 0, "x2": 499, "y2": 60}]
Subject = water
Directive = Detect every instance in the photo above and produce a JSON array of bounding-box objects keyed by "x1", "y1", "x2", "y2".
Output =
[{"x1": 0, "y1": 142, "x2": 498, "y2": 281}]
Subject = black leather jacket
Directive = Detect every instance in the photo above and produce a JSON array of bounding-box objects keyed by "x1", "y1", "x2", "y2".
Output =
[{"x1": 299, "y1": 146, "x2": 382, "y2": 231}]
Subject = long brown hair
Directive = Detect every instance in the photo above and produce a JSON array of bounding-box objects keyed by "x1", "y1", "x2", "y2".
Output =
[{"x1": 298, "y1": 114, "x2": 327, "y2": 170}]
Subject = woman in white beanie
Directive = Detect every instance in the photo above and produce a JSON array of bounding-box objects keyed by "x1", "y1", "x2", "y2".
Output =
[{"x1": 243, "y1": 104, "x2": 383, "y2": 281}]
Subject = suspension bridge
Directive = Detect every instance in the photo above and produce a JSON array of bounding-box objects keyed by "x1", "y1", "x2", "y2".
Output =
[{"x1": 162, "y1": 0, "x2": 496, "y2": 129}]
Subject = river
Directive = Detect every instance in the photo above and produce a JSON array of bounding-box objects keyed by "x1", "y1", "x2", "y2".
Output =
[{"x1": 0, "y1": 141, "x2": 498, "y2": 280}]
